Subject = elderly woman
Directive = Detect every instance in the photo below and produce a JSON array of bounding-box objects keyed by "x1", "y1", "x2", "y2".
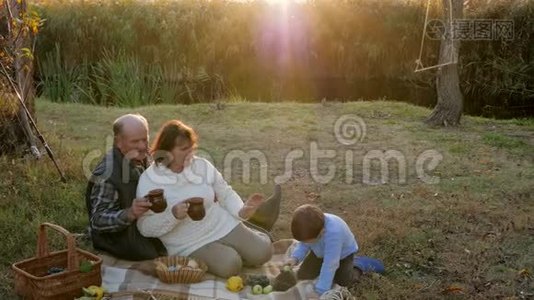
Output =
[{"x1": 136, "y1": 120, "x2": 273, "y2": 277}]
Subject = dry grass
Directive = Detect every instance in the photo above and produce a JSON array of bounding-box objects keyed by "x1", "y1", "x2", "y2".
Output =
[{"x1": 0, "y1": 99, "x2": 532, "y2": 299}]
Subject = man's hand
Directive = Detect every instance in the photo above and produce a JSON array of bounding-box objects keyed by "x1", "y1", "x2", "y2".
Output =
[
  {"x1": 238, "y1": 193, "x2": 264, "y2": 219},
  {"x1": 127, "y1": 197, "x2": 152, "y2": 221},
  {"x1": 172, "y1": 202, "x2": 189, "y2": 220}
]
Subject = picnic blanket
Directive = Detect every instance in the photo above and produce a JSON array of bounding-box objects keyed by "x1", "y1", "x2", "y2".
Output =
[{"x1": 101, "y1": 239, "x2": 319, "y2": 300}]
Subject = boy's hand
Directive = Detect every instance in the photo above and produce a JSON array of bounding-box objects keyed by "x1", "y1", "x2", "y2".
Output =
[
  {"x1": 283, "y1": 257, "x2": 298, "y2": 267},
  {"x1": 307, "y1": 291, "x2": 320, "y2": 299},
  {"x1": 305, "y1": 285, "x2": 320, "y2": 299}
]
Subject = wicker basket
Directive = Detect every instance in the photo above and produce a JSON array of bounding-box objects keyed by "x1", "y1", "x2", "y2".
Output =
[
  {"x1": 12, "y1": 223, "x2": 102, "y2": 300},
  {"x1": 154, "y1": 256, "x2": 207, "y2": 284}
]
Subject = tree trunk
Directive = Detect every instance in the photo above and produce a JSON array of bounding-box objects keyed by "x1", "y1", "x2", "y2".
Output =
[
  {"x1": 0, "y1": 94, "x2": 27, "y2": 155},
  {"x1": 0, "y1": 0, "x2": 38, "y2": 156},
  {"x1": 426, "y1": 0, "x2": 464, "y2": 127},
  {"x1": 14, "y1": 0, "x2": 39, "y2": 156}
]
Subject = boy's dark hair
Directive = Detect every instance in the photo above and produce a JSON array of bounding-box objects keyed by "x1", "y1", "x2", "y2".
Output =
[{"x1": 291, "y1": 204, "x2": 325, "y2": 241}]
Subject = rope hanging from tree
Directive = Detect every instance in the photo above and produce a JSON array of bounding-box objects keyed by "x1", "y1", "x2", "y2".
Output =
[{"x1": 414, "y1": 0, "x2": 457, "y2": 73}]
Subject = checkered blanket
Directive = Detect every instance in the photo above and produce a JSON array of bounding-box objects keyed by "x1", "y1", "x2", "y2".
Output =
[{"x1": 102, "y1": 239, "x2": 316, "y2": 300}]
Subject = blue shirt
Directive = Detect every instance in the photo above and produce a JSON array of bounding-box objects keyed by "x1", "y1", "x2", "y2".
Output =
[{"x1": 291, "y1": 213, "x2": 358, "y2": 295}]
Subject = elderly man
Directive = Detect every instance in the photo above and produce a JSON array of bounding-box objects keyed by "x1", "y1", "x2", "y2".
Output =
[{"x1": 85, "y1": 114, "x2": 166, "y2": 260}]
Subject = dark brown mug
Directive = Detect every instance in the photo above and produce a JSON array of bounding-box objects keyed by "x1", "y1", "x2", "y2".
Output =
[
  {"x1": 147, "y1": 189, "x2": 167, "y2": 213},
  {"x1": 186, "y1": 197, "x2": 205, "y2": 221}
]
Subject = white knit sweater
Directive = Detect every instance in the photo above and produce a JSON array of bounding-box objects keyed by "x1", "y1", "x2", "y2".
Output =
[{"x1": 136, "y1": 157, "x2": 243, "y2": 256}]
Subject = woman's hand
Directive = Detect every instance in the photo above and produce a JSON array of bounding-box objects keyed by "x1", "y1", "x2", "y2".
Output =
[
  {"x1": 172, "y1": 202, "x2": 189, "y2": 220},
  {"x1": 183, "y1": 150, "x2": 195, "y2": 168},
  {"x1": 238, "y1": 193, "x2": 264, "y2": 219}
]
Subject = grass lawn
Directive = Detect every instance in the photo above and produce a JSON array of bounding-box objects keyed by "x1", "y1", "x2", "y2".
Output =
[{"x1": 0, "y1": 99, "x2": 533, "y2": 299}]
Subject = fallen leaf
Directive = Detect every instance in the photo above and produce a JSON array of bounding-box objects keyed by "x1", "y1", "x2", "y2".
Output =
[
  {"x1": 414, "y1": 283, "x2": 424, "y2": 289},
  {"x1": 518, "y1": 268, "x2": 531, "y2": 278},
  {"x1": 443, "y1": 285, "x2": 464, "y2": 294}
]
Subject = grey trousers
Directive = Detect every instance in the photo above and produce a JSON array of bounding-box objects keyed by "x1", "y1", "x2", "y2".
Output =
[{"x1": 189, "y1": 223, "x2": 273, "y2": 278}]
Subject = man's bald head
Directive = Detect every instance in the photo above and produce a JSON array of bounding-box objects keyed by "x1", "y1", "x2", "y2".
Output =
[
  {"x1": 113, "y1": 114, "x2": 148, "y2": 138},
  {"x1": 113, "y1": 114, "x2": 149, "y2": 161}
]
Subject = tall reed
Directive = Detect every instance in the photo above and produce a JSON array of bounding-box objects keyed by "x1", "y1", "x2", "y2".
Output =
[{"x1": 33, "y1": 0, "x2": 533, "y2": 116}]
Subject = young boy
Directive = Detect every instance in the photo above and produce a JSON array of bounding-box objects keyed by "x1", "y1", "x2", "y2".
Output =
[{"x1": 285, "y1": 204, "x2": 361, "y2": 297}]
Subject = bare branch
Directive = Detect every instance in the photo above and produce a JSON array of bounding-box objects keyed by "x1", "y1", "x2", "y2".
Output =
[{"x1": 4, "y1": 0, "x2": 14, "y2": 34}]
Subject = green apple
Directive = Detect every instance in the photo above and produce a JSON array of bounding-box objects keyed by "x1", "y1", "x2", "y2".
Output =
[
  {"x1": 252, "y1": 284, "x2": 263, "y2": 295},
  {"x1": 263, "y1": 285, "x2": 273, "y2": 294}
]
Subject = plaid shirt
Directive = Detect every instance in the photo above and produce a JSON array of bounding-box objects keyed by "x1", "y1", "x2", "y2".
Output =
[{"x1": 89, "y1": 180, "x2": 132, "y2": 232}]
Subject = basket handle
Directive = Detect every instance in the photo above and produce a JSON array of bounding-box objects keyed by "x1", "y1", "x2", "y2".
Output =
[{"x1": 37, "y1": 222, "x2": 79, "y2": 272}]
